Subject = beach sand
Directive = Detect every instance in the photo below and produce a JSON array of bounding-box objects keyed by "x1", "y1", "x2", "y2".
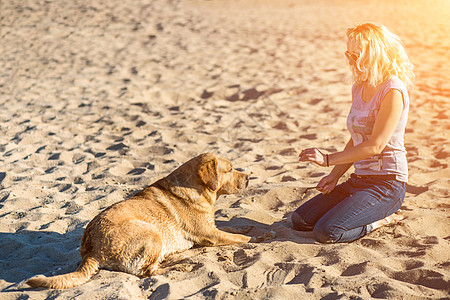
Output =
[{"x1": 0, "y1": 0, "x2": 449, "y2": 299}]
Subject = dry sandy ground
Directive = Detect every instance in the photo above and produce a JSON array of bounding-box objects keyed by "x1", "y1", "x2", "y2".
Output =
[{"x1": 0, "y1": 0, "x2": 449, "y2": 299}]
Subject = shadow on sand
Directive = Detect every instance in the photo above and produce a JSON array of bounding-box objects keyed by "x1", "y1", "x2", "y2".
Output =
[{"x1": 0, "y1": 227, "x2": 85, "y2": 290}]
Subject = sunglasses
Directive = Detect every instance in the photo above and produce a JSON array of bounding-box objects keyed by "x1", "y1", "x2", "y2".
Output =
[{"x1": 345, "y1": 51, "x2": 359, "y2": 61}]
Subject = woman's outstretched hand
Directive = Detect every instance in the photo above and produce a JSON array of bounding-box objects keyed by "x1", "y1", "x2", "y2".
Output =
[
  {"x1": 299, "y1": 148, "x2": 337, "y2": 194},
  {"x1": 298, "y1": 148, "x2": 327, "y2": 166}
]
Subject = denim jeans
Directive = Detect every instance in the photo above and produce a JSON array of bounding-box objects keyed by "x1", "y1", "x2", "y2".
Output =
[{"x1": 292, "y1": 177, "x2": 406, "y2": 243}]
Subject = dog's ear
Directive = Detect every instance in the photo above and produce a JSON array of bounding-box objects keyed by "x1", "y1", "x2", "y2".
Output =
[{"x1": 198, "y1": 157, "x2": 219, "y2": 191}]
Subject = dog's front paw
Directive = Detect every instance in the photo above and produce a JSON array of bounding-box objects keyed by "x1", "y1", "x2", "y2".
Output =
[{"x1": 250, "y1": 230, "x2": 276, "y2": 243}]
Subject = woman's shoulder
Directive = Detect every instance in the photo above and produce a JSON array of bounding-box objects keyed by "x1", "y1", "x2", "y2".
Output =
[
  {"x1": 383, "y1": 76, "x2": 408, "y2": 92},
  {"x1": 379, "y1": 76, "x2": 409, "y2": 108}
]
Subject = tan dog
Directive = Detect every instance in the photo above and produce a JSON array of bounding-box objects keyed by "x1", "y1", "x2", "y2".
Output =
[{"x1": 27, "y1": 153, "x2": 269, "y2": 289}]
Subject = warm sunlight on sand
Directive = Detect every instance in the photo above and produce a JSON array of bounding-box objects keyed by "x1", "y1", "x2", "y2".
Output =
[{"x1": 1, "y1": 0, "x2": 449, "y2": 299}]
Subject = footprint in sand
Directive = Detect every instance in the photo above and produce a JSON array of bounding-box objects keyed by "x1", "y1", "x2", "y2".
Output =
[
  {"x1": 233, "y1": 249, "x2": 260, "y2": 269},
  {"x1": 392, "y1": 269, "x2": 449, "y2": 291},
  {"x1": 396, "y1": 236, "x2": 440, "y2": 258},
  {"x1": 341, "y1": 261, "x2": 370, "y2": 277},
  {"x1": 260, "y1": 267, "x2": 288, "y2": 287},
  {"x1": 285, "y1": 264, "x2": 316, "y2": 286},
  {"x1": 403, "y1": 259, "x2": 425, "y2": 270}
]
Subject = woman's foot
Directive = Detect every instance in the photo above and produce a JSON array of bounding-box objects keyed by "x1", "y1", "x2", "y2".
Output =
[{"x1": 371, "y1": 213, "x2": 405, "y2": 231}]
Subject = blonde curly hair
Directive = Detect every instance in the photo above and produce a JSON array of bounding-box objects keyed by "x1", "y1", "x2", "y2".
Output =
[{"x1": 346, "y1": 22, "x2": 414, "y2": 88}]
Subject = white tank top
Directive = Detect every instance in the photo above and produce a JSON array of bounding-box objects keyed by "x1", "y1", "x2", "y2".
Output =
[{"x1": 347, "y1": 76, "x2": 409, "y2": 182}]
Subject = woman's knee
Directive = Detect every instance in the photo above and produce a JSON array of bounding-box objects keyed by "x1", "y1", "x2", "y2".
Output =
[
  {"x1": 291, "y1": 212, "x2": 343, "y2": 243},
  {"x1": 313, "y1": 229, "x2": 334, "y2": 244},
  {"x1": 313, "y1": 223, "x2": 339, "y2": 244},
  {"x1": 291, "y1": 212, "x2": 314, "y2": 231}
]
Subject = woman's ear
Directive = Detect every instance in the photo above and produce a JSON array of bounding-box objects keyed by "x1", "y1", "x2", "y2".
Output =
[{"x1": 197, "y1": 157, "x2": 219, "y2": 191}]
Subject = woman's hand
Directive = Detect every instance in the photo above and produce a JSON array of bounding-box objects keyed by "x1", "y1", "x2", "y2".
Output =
[
  {"x1": 316, "y1": 174, "x2": 339, "y2": 194},
  {"x1": 298, "y1": 148, "x2": 327, "y2": 167}
]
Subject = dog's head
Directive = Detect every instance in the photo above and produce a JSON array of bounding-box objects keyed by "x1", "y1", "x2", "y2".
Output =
[
  {"x1": 196, "y1": 153, "x2": 249, "y2": 196},
  {"x1": 159, "y1": 153, "x2": 249, "y2": 203}
]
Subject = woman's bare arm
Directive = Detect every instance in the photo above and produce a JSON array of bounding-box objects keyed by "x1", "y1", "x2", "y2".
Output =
[
  {"x1": 328, "y1": 89, "x2": 404, "y2": 165},
  {"x1": 299, "y1": 89, "x2": 404, "y2": 167}
]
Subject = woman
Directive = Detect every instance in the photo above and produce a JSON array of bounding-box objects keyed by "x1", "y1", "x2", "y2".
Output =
[{"x1": 293, "y1": 22, "x2": 414, "y2": 243}]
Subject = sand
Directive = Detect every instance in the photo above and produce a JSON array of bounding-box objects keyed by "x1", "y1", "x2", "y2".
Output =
[{"x1": 0, "y1": 0, "x2": 449, "y2": 299}]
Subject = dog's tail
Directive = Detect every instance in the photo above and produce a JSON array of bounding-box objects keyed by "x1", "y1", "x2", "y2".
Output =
[{"x1": 26, "y1": 256, "x2": 99, "y2": 289}]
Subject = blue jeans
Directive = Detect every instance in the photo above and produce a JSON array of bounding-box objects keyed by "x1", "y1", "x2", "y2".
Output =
[{"x1": 292, "y1": 177, "x2": 406, "y2": 243}]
